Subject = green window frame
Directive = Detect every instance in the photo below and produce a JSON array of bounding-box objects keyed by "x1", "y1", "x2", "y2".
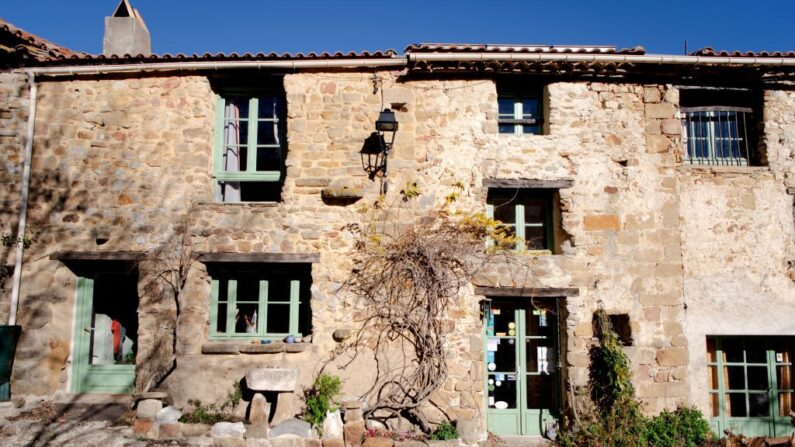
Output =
[
  {"x1": 213, "y1": 93, "x2": 285, "y2": 202},
  {"x1": 498, "y1": 95, "x2": 543, "y2": 135},
  {"x1": 208, "y1": 265, "x2": 310, "y2": 340},
  {"x1": 707, "y1": 336, "x2": 794, "y2": 436},
  {"x1": 486, "y1": 189, "x2": 554, "y2": 252}
]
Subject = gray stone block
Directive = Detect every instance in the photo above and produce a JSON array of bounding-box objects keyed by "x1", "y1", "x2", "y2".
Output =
[
  {"x1": 270, "y1": 418, "x2": 312, "y2": 438},
  {"x1": 246, "y1": 368, "x2": 299, "y2": 392},
  {"x1": 135, "y1": 398, "x2": 162, "y2": 420}
]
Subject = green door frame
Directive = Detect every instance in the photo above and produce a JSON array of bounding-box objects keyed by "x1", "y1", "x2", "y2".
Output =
[
  {"x1": 484, "y1": 300, "x2": 559, "y2": 436},
  {"x1": 709, "y1": 336, "x2": 794, "y2": 438},
  {"x1": 71, "y1": 276, "x2": 136, "y2": 394}
]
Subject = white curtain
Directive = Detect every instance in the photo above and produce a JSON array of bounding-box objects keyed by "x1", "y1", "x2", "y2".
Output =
[{"x1": 221, "y1": 100, "x2": 242, "y2": 202}]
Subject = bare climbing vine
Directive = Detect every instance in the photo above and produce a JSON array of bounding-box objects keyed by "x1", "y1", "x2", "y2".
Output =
[
  {"x1": 333, "y1": 182, "x2": 514, "y2": 431},
  {"x1": 138, "y1": 211, "x2": 194, "y2": 392}
]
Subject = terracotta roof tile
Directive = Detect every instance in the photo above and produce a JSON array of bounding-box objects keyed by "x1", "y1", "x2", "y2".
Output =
[
  {"x1": 692, "y1": 47, "x2": 795, "y2": 58},
  {"x1": 0, "y1": 17, "x2": 86, "y2": 64},
  {"x1": 405, "y1": 43, "x2": 646, "y2": 55}
]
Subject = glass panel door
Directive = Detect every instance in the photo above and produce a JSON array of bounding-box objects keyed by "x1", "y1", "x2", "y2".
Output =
[
  {"x1": 73, "y1": 270, "x2": 138, "y2": 394},
  {"x1": 485, "y1": 300, "x2": 559, "y2": 436},
  {"x1": 707, "y1": 336, "x2": 795, "y2": 438}
]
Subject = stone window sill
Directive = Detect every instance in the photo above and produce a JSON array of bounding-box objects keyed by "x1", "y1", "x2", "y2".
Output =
[
  {"x1": 677, "y1": 165, "x2": 771, "y2": 175},
  {"x1": 201, "y1": 341, "x2": 310, "y2": 355},
  {"x1": 196, "y1": 201, "x2": 280, "y2": 208}
]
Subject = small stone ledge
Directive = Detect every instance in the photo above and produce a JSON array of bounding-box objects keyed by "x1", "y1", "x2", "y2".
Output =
[
  {"x1": 676, "y1": 165, "x2": 771, "y2": 175},
  {"x1": 195, "y1": 200, "x2": 280, "y2": 208},
  {"x1": 200, "y1": 342, "x2": 240, "y2": 355},
  {"x1": 201, "y1": 342, "x2": 311, "y2": 355},
  {"x1": 786, "y1": 187, "x2": 795, "y2": 195}
]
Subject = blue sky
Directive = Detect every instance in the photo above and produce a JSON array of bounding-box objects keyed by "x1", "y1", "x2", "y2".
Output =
[{"x1": 4, "y1": 1, "x2": 795, "y2": 56}]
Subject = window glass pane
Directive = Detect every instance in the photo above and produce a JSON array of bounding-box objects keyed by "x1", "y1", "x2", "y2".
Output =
[
  {"x1": 748, "y1": 393, "x2": 770, "y2": 417},
  {"x1": 774, "y1": 338, "x2": 793, "y2": 364},
  {"x1": 498, "y1": 98, "x2": 515, "y2": 116},
  {"x1": 499, "y1": 124, "x2": 517, "y2": 134},
  {"x1": 239, "y1": 182, "x2": 282, "y2": 202},
  {"x1": 267, "y1": 279, "x2": 291, "y2": 302},
  {"x1": 525, "y1": 306, "x2": 555, "y2": 338},
  {"x1": 747, "y1": 366, "x2": 768, "y2": 390},
  {"x1": 777, "y1": 365, "x2": 793, "y2": 390},
  {"x1": 522, "y1": 124, "x2": 541, "y2": 135},
  {"x1": 746, "y1": 345, "x2": 766, "y2": 363},
  {"x1": 526, "y1": 374, "x2": 556, "y2": 409},
  {"x1": 487, "y1": 373, "x2": 517, "y2": 409},
  {"x1": 224, "y1": 119, "x2": 248, "y2": 146},
  {"x1": 216, "y1": 302, "x2": 228, "y2": 333},
  {"x1": 236, "y1": 276, "x2": 259, "y2": 302},
  {"x1": 491, "y1": 196, "x2": 517, "y2": 225},
  {"x1": 525, "y1": 339, "x2": 555, "y2": 374},
  {"x1": 489, "y1": 337, "x2": 516, "y2": 372},
  {"x1": 707, "y1": 338, "x2": 717, "y2": 363},
  {"x1": 728, "y1": 393, "x2": 747, "y2": 417},
  {"x1": 708, "y1": 366, "x2": 719, "y2": 390},
  {"x1": 723, "y1": 339, "x2": 744, "y2": 362},
  {"x1": 222, "y1": 145, "x2": 247, "y2": 172},
  {"x1": 217, "y1": 279, "x2": 228, "y2": 302},
  {"x1": 266, "y1": 303, "x2": 290, "y2": 334},
  {"x1": 258, "y1": 97, "x2": 279, "y2": 119},
  {"x1": 524, "y1": 202, "x2": 546, "y2": 224},
  {"x1": 525, "y1": 226, "x2": 546, "y2": 250},
  {"x1": 235, "y1": 303, "x2": 258, "y2": 334},
  {"x1": 226, "y1": 97, "x2": 249, "y2": 119},
  {"x1": 778, "y1": 392, "x2": 793, "y2": 417},
  {"x1": 726, "y1": 366, "x2": 746, "y2": 390},
  {"x1": 256, "y1": 146, "x2": 281, "y2": 171},
  {"x1": 521, "y1": 98, "x2": 539, "y2": 118},
  {"x1": 709, "y1": 393, "x2": 720, "y2": 417},
  {"x1": 257, "y1": 120, "x2": 279, "y2": 146},
  {"x1": 490, "y1": 302, "x2": 516, "y2": 335}
]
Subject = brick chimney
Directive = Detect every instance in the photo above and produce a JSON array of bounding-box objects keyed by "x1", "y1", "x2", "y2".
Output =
[{"x1": 103, "y1": 0, "x2": 151, "y2": 56}]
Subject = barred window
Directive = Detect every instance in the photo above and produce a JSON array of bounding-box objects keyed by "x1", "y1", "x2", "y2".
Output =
[{"x1": 680, "y1": 89, "x2": 761, "y2": 166}]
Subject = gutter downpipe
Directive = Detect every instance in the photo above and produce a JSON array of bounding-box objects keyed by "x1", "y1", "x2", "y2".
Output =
[
  {"x1": 8, "y1": 71, "x2": 37, "y2": 326},
  {"x1": 22, "y1": 57, "x2": 408, "y2": 77},
  {"x1": 407, "y1": 52, "x2": 795, "y2": 67}
]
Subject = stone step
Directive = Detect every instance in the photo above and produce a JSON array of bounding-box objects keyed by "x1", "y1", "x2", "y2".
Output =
[{"x1": 53, "y1": 393, "x2": 132, "y2": 422}]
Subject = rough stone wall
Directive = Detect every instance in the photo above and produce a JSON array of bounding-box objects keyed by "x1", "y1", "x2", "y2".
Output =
[
  {"x1": 4, "y1": 68, "x2": 793, "y2": 428},
  {"x1": 0, "y1": 71, "x2": 29, "y2": 318},
  {"x1": 680, "y1": 89, "x2": 795, "y2": 417},
  {"x1": 8, "y1": 75, "x2": 215, "y2": 395}
]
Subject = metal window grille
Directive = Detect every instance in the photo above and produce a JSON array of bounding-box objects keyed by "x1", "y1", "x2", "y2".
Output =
[{"x1": 681, "y1": 106, "x2": 754, "y2": 166}]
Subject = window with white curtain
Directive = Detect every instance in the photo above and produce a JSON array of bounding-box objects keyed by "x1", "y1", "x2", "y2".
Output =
[{"x1": 214, "y1": 94, "x2": 285, "y2": 202}]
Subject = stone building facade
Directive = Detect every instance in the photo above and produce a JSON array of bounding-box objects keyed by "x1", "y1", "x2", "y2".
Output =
[{"x1": 1, "y1": 19, "x2": 795, "y2": 440}]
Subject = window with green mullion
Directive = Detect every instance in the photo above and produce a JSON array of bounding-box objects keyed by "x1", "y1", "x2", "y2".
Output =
[
  {"x1": 210, "y1": 275, "x2": 304, "y2": 339},
  {"x1": 214, "y1": 94, "x2": 284, "y2": 183},
  {"x1": 486, "y1": 189, "x2": 554, "y2": 251}
]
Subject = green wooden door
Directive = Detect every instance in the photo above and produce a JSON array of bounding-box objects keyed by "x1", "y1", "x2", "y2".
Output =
[
  {"x1": 72, "y1": 275, "x2": 137, "y2": 394},
  {"x1": 485, "y1": 300, "x2": 559, "y2": 436},
  {"x1": 708, "y1": 337, "x2": 794, "y2": 438}
]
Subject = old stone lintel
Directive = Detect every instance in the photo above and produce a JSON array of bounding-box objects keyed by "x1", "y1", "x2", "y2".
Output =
[
  {"x1": 474, "y1": 286, "x2": 579, "y2": 298},
  {"x1": 482, "y1": 178, "x2": 574, "y2": 189},
  {"x1": 49, "y1": 250, "x2": 145, "y2": 261},
  {"x1": 195, "y1": 252, "x2": 321, "y2": 263}
]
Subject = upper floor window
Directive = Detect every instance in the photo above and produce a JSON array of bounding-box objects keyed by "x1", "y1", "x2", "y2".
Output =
[
  {"x1": 209, "y1": 263, "x2": 311, "y2": 340},
  {"x1": 497, "y1": 80, "x2": 546, "y2": 135},
  {"x1": 680, "y1": 88, "x2": 762, "y2": 166},
  {"x1": 487, "y1": 188, "x2": 559, "y2": 252},
  {"x1": 214, "y1": 93, "x2": 285, "y2": 202},
  {"x1": 498, "y1": 96, "x2": 543, "y2": 135}
]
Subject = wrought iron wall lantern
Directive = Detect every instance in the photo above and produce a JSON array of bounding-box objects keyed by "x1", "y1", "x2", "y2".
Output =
[{"x1": 360, "y1": 109, "x2": 399, "y2": 191}]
